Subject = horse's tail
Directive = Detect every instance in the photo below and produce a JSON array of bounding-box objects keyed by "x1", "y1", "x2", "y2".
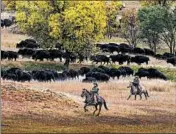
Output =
[
  {"x1": 146, "y1": 90, "x2": 149, "y2": 97},
  {"x1": 103, "y1": 100, "x2": 108, "y2": 110}
]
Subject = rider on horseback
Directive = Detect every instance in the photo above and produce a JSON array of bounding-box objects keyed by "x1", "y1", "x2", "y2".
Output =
[
  {"x1": 91, "y1": 82, "x2": 99, "y2": 104},
  {"x1": 132, "y1": 76, "x2": 141, "y2": 93}
]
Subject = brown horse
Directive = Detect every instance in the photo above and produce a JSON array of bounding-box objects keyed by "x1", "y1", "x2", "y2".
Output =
[{"x1": 81, "y1": 88, "x2": 108, "y2": 116}]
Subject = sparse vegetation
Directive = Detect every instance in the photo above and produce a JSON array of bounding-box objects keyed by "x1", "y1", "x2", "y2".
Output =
[{"x1": 1, "y1": 1, "x2": 176, "y2": 133}]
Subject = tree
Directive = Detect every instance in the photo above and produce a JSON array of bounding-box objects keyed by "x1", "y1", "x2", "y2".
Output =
[
  {"x1": 140, "y1": 0, "x2": 175, "y2": 7},
  {"x1": 15, "y1": 1, "x2": 107, "y2": 52},
  {"x1": 160, "y1": 7, "x2": 176, "y2": 54},
  {"x1": 105, "y1": 1, "x2": 123, "y2": 39},
  {"x1": 138, "y1": 5, "x2": 176, "y2": 53},
  {"x1": 16, "y1": 1, "x2": 59, "y2": 48},
  {"x1": 60, "y1": 1, "x2": 107, "y2": 53},
  {"x1": 138, "y1": 6, "x2": 164, "y2": 53},
  {"x1": 120, "y1": 8, "x2": 140, "y2": 48}
]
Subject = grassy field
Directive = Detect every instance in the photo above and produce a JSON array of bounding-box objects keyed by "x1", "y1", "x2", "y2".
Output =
[{"x1": 2, "y1": 80, "x2": 176, "y2": 133}]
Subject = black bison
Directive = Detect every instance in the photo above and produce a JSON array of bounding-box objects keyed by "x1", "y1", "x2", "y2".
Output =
[
  {"x1": 167, "y1": 57, "x2": 176, "y2": 66},
  {"x1": 129, "y1": 55, "x2": 149, "y2": 65},
  {"x1": 133, "y1": 47, "x2": 145, "y2": 54},
  {"x1": 32, "y1": 50, "x2": 50, "y2": 61},
  {"x1": 48, "y1": 49, "x2": 63, "y2": 62},
  {"x1": 110, "y1": 54, "x2": 130, "y2": 65},
  {"x1": 135, "y1": 68, "x2": 167, "y2": 80},
  {"x1": 162, "y1": 52, "x2": 174, "y2": 59},
  {"x1": 16, "y1": 39, "x2": 39, "y2": 48},
  {"x1": 18, "y1": 48, "x2": 36, "y2": 58},
  {"x1": 119, "y1": 43, "x2": 132, "y2": 54},
  {"x1": 108, "y1": 68, "x2": 121, "y2": 79},
  {"x1": 144, "y1": 48, "x2": 155, "y2": 56},
  {"x1": 118, "y1": 66, "x2": 134, "y2": 77},
  {"x1": 90, "y1": 55, "x2": 110, "y2": 65},
  {"x1": 86, "y1": 72, "x2": 110, "y2": 82},
  {"x1": 78, "y1": 67, "x2": 90, "y2": 76}
]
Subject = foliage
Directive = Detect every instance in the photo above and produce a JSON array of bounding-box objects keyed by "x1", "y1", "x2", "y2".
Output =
[
  {"x1": 105, "y1": 1, "x2": 123, "y2": 39},
  {"x1": 140, "y1": 0, "x2": 175, "y2": 7},
  {"x1": 2, "y1": 1, "x2": 16, "y2": 11},
  {"x1": 15, "y1": 1, "x2": 107, "y2": 53},
  {"x1": 61, "y1": 1, "x2": 107, "y2": 53},
  {"x1": 138, "y1": 5, "x2": 176, "y2": 53},
  {"x1": 120, "y1": 8, "x2": 140, "y2": 48},
  {"x1": 138, "y1": 6, "x2": 164, "y2": 52},
  {"x1": 159, "y1": 7, "x2": 176, "y2": 54}
]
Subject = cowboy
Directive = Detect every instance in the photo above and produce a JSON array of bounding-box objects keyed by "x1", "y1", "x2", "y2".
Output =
[
  {"x1": 91, "y1": 82, "x2": 99, "y2": 104},
  {"x1": 132, "y1": 76, "x2": 141, "y2": 93}
]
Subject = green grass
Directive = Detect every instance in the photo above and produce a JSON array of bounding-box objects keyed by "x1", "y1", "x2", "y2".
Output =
[
  {"x1": 1, "y1": 61, "x2": 65, "y2": 71},
  {"x1": 112, "y1": 64, "x2": 176, "y2": 81},
  {"x1": 1, "y1": 61, "x2": 176, "y2": 81}
]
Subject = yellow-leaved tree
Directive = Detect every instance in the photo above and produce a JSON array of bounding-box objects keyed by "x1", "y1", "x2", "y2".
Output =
[{"x1": 15, "y1": 1, "x2": 107, "y2": 54}]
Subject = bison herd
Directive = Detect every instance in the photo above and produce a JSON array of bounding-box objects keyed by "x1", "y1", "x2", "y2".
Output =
[
  {"x1": 1, "y1": 39, "x2": 176, "y2": 66},
  {"x1": 1, "y1": 65, "x2": 168, "y2": 82}
]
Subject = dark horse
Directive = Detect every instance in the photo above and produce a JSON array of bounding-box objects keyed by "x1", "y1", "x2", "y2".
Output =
[{"x1": 81, "y1": 88, "x2": 108, "y2": 116}]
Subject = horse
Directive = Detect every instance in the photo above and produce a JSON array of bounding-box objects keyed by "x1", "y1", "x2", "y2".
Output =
[
  {"x1": 127, "y1": 82, "x2": 149, "y2": 100},
  {"x1": 81, "y1": 88, "x2": 108, "y2": 116}
]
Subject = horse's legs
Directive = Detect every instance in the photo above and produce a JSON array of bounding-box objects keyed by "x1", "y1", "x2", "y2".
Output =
[
  {"x1": 96, "y1": 104, "x2": 102, "y2": 116},
  {"x1": 127, "y1": 95, "x2": 131, "y2": 100},
  {"x1": 84, "y1": 104, "x2": 88, "y2": 112},
  {"x1": 144, "y1": 92, "x2": 147, "y2": 100},
  {"x1": 140, "y1": 93, "x2": 142, "y2": 100},
  {"x1": 93, "y1": 105, "x2": 98, "y2": 116},
  {"x1": 135, "y1": 94, "x2": 137, "y2": 100}
]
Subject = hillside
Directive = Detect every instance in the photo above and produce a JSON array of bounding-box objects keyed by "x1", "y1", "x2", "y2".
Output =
[{"x1": 2, "y1": 80, "x2": 176, "y2": 133}]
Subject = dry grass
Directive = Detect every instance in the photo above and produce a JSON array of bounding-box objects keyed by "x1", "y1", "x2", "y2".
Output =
[
  {"x1": 1, "y1": 79, "x2": 176, "y2": 133},
  {"x1": 1, "y1": 29, "x2": 28, "y2": 50}
]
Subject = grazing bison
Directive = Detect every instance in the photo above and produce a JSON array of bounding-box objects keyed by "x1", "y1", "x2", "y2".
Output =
[
  {"x1": 32, "y1": 50, "x2": 50, "y2": 61},
  {"x1": 133, "y1": 47, "x2": 145, "y2": 54},
  {"x1": 17, "y1": 72, "x2": 32, "y2": 82},
  {"x1": 119, "y1": 66, "x2": 134, "y2": 76},
  {"x1": 3, "y1": 19, "x2": 13, "y2": 27},
  {"x1": 119, "y1": 43, "x2": 132, "y2": 54},
  {"x1": 68, "y1": 69, "x2": 79, "y2": 79},
  {"x1": 6, "y1": 51, "x2": 18, "y2": 61},
  {"x1": 155, "y1": 54, "x2": 163, "y2": 60},
  {"x1": 32, "y1": 70, "x2": 55, "y2": 82},
  {"x1": 167, "y1": 57, "x2": 176, "y2": 66},
  {"x1": 78, "y1": 67, "x2": 90, "y2": 76},
  {"x1": 1, "y1": 50, "x2": 9, "y2": 60},
  {"x1": 110, "y1": 54, "x2": 130, "y2": 65},
  {"x1": 48, "y1": 49, "x2": 63, "y2": 62},
  {"x1": 108, "y1": 68, "x2": 121, "y2": 79},
  {"x1": 135, "y1": 68, "x2": 167, "y2": 80},
  {"x1": 16, "y1": 39, "x2": 39, "y2": 48},
  {"x1": 162, "y1": 52, "x2": 174, "y2": 59},
  {"x1": 91, "y1": 67, "x2": 106, "y2": 74},
  {"x1": 86, "y1": 72, "x2": 110, "y2": 82},
  {"x1": 129, "y1": 55, "x2": 149, "y2": 65},
  {"x1": 135, "y1": 70, "x2": 149, "y2": 79},
  {"x1": 90, "y1": 55, "x2": 110, "y2": 65},
  {"x1": 98, "y1": 65, "x2": 110, "y2": 74},
  {"x1": 144, "y1": 48, "x2": 155, "y2": 56},
  {"x1": 18, "y1": 48, "x2": 36, "y2": 58}
]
